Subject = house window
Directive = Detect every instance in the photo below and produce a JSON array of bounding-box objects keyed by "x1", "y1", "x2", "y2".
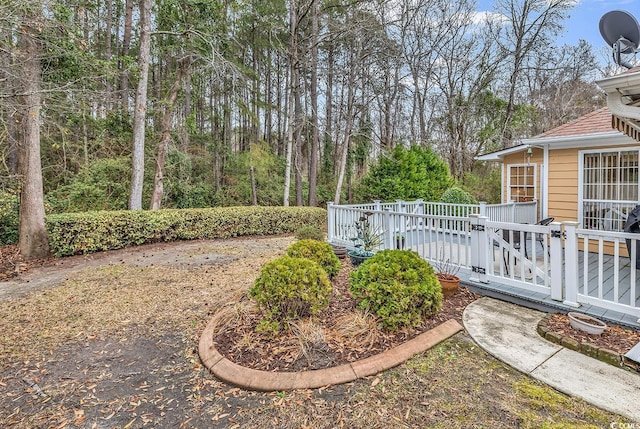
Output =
[
  {"x1": 581, "y1": 149, "x2": 639, "y2": 231},
  {"x1": 507, "y1": 164, "x2": 536, "y2": 203}
]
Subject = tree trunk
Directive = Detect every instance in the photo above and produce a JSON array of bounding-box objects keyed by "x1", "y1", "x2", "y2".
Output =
[
  {"x1": 149, "y1": 68, "x2": 183, "y2": 210},
  {"x1": 307, "y1": 0, "x2": 319, "y2": 207},
  {"x1": 283, "y1": 0, "x2": 297, "y2": 207},
  {"x1": 17, "y1": 8, "x2": 50, "y2": 259},
  {"x1": 119, "y1": 0, "x2": 134, "y2": 111},
  {"x1": 128, "y1": 0, "x2": 151, "y2": 210},
  {"x1": 250, "y1": 166, "x2": 257, "y2": 205}
]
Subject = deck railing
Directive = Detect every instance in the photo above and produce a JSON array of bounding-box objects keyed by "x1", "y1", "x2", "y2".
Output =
[
  {"x1": 327, "y1": 200, "x2": 640, "y2": 324},
  {"x1": 565, "y1": 225, "x2": 639, "y2": 319},
  {"x1": 327, "y1": 199, "x2": 538, "y2": 246}
]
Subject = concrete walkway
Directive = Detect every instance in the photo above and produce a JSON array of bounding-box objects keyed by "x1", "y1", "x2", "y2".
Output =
[{"x1": 463, "y1": 297, "x2": 640, "y2": 422}]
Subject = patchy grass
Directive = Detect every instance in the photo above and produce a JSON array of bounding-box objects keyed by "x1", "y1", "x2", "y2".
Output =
[{"x1": 0, "y1": 236, "x2": 631, "y2": 428}]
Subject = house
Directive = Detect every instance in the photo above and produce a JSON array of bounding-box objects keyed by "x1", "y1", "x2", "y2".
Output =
[{"x1": 477, "y1": 72, "x2": 640, "y2": 238}]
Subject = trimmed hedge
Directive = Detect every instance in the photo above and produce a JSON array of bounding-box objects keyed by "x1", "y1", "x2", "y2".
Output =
[{"x1": 46, "y1": 206, "x2": 327, "y2": 257}]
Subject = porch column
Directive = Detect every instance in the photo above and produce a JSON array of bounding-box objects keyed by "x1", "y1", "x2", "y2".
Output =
[
  {"x1": 549, "y1": 222, "x2": 563, "y2": 301},
  {"x1": 327, "y1": 201, "x2": 335, "y2": 243},
  {"x1": 563, "y1": 222, "x2": 581, "y2": 308},
  {"x1": 469, "y1": 214, "x2": 489, "y2": 284}
]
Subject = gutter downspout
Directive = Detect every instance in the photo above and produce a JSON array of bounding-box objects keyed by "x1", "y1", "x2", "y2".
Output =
[
  {"x1": 606, "y1": 91, "x2": 640, "y2": 120},
  {"x1": 543, "y1": 144, "x2": 549, "y2": 219}
]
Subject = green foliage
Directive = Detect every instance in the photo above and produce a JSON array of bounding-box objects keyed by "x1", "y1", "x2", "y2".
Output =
[
  {"x1": 294, "y1": 225, "x2": 325, "y2": 241},
  {"x1": 249, "y1": 256, "x2": 332, "y2": 333},
  {"x1": 349, "y1": 250, "x2": 443, "y2": 330},
  {"x1": 0, "y1": 190, "x2": 19, "y2": 245},
  {"x1": 46, "y1": 158, "x2": 132, "y2": 213},
  {"x1": 46, "y1": 206, "x2": 327, "y2": 257},
  {"x1": 440, "y1": 187, "x2": 476, "y2": 205},
  {"x1": 287, "y1": 239, "x2": 341, "y2": 278},
  {"x1": 221, "y1": 142, "x2": 286, "y2": 206},
  {"x1": 351, "y1": 213, "x2": 384, "y2": 252},
  {"x1": 355, "y1": 145, "x2": 453, "y2": 202},
  {"x1": 460, "y1": 167, "x2": 502, "y2": 204}
]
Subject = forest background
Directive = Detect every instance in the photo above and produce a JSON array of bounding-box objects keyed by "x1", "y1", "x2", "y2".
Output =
[{"x1": 1, "y1": 0, "x2": 613, "y2": 256}]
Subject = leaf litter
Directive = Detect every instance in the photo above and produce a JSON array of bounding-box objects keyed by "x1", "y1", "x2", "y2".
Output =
[{"x1": 0, "y1": 235, "x2": 631, "y2": 428}]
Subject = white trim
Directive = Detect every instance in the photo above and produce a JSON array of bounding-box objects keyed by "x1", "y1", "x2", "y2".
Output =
[
  {"x1": 543, "y1": 145, "x2": 549, "y2": 219},
  {"x1": 596, "y1": 71, "x2": 640, "y2": 93},
  {"x1": 523, "y1": 132, "x2": 632, "y2": 148},
  {"x1": 476, "y1": 145, "x2": 530, "y2": 161},
  {"x1": 578, "y1": 152, "x2": 584, "y2": 229}
]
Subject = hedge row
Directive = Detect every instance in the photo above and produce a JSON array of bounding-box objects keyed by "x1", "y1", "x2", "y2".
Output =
[{"x1": 46, "y1": 206, "x2": 327, "y2": 257}]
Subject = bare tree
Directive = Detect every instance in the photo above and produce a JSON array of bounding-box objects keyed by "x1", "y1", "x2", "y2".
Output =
[{"x1": 492, "y1": 0, "x2": 573, "y2": 148}]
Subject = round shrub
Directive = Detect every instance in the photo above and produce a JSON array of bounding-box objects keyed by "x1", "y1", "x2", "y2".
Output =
[
  {"x1": 440, "y1": 186, "x2": 476, "y2": 205},
  {"x1": 287, "y1": 239, "x2": 341, "y2": 278},
  {"x1": 349, "y1": 250, "x2": 443, "y2": 330},
  {"x1": 249, "y1": 256, "x2": 332, "y2": 333}
]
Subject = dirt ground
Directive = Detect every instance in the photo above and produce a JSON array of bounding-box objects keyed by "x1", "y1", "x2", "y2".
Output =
[{"x1": 0, "y1": 236, "x2": 631, "y2": 428}]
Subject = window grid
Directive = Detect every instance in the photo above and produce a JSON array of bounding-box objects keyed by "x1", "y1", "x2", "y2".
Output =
[
  {"x1": 508, "y1": 164, "x2": 536, "y2": 203},
  {"x1": 582, "y1": 150, "x2": 639, "y2": 231}
]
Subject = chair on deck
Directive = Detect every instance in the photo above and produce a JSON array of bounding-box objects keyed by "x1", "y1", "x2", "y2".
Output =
[{"x1": 533, "y1": 217, "x2": 555, "y2": 256}]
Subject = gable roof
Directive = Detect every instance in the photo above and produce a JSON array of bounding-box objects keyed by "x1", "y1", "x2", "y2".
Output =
[
  {"x1": 537, "y1": 108, "x2": 613, "y2": 139},
  {"x1": 476, "y1": 107, "x2": 632, "y2": 161}
]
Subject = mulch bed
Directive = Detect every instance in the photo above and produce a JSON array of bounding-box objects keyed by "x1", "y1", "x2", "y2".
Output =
[
  {"x1": 545, "y1": 313, "x2": 640, "y2": 355},
  {"x1": 213, "y1": 262, "x2": 478, "y2": 372}
]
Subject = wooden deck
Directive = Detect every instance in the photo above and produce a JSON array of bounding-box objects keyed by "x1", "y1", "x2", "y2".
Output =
[
  {"x1": 461, "y1": 248, "x2": 640, "y2": 330},
  {"x1": 403, "y1": 229, "x2": 640, "y2": 329}
]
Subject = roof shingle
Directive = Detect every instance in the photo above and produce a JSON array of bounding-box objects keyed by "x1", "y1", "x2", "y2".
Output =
[{"x1": 538, "y1": 108, "x2": 613, "y2": 138}]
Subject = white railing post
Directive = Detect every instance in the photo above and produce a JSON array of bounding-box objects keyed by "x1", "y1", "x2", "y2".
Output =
[
  {"x1": 396, "y1": 199, "x2": 404, "y2": 213},
  {"x1": 327, "y1": 201, "x2": 335, "y2": 243},
  {"x1": 469, "y1": 214, "x2": 489, "y2": 283},
  {"x1": 374, "y1": 200, "x2": 382, "y2": 212},
  {"x1": 416, "y1": 198, "x2": 424, "y2": 215},
  {"x1": 549, "y1": 222, "x2": 563, "y2": 301},
  {"x1": 384, "y1": 208, "x2": 394, "y2": 250},
  {"x1": 563, "y1": 222, "x2": 580, "y2": 308},
  {"x1": 479, "y1": 201, "x2": 486, "y2": 217},
  {"x1": 510, "y1": 201, "x2": 516, "y2": 223}
]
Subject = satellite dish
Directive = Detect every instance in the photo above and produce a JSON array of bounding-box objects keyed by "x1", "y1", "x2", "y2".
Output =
[{"x1": 599, "y1": 10, "x2": 640, "y2": 68}]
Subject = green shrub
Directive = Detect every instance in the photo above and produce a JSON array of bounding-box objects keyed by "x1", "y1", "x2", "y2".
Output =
[
  {"x1": 440, "y1": 186, "x2": 477, "y2": 205},
  {"x1": 287, "y1": 239, "x2": 341, "y2": 278},
  {"x1": 349, "y1": 250, "x2": 443, "y2": 330},
  {"x1": 0, "y1": 190, "x2": 19, "y2": 245},
  {"x1": 294, "y1": 225, "x2": 325, "y2": 241},
  {"x1": 355, "y1": 145, "x2": 453, "y2": 202},
  {"x1": 46, "y1": 206, "x2": 327, "y2": 257},
  {"x1": 249, "y1": 256, "x2": 332, "y2": 333}
]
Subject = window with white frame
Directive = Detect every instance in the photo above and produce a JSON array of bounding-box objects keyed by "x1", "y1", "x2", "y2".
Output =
[
  {"x1": 507, "y1": 164, "x2": 536, "y2": 203},
  {"x1": 581, "y1": 149, "x2": 639, "y2": 231}
]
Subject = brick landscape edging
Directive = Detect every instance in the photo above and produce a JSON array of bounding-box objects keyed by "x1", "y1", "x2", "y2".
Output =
[
  {"x1": 536, "y1": 314, "x2": 639, "y2": 372},
  {"x1": 199, "y1": 314, "x2": 463, "y2": 391}
]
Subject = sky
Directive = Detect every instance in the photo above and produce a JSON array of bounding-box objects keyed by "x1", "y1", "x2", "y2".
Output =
[{"x1": 476, "y1": 0, "x2": 639, "y2": 64}]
